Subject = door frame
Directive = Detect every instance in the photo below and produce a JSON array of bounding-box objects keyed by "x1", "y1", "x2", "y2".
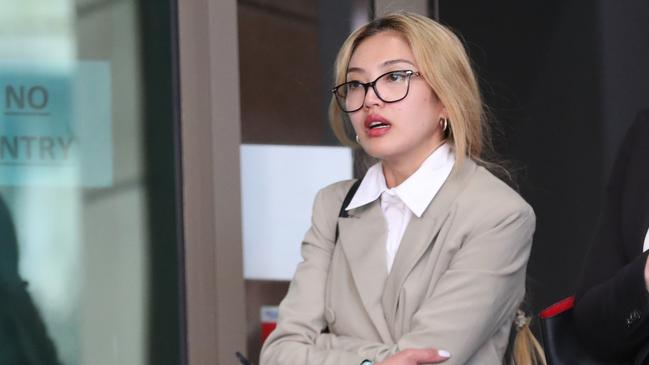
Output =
[{"x1": 177, "y1": 0, "x2": 247, "y2": 363}]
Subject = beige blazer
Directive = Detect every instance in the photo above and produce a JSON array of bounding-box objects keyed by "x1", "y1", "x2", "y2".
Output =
[{"x1": 261, "y1": 160, "x2": 535, "y2": 365}]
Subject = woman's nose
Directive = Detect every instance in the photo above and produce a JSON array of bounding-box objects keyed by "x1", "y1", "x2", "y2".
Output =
[{"x1": 363, "y1": 84, "x2": 383, "y2": 108}]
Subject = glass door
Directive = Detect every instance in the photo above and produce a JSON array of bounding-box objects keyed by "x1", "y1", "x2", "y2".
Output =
[{"x1": 0, "y1": 1, "x2": 182, "y2": 364}]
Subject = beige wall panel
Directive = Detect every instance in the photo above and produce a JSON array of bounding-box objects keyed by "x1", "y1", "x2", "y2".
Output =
[{"x1": 178, "y1": 0, "x2": 247, "y2": 363}]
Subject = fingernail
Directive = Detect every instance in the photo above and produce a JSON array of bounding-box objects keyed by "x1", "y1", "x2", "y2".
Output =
[{"x1": 438, "y1": 350, "x2": 451, "y2": 358}]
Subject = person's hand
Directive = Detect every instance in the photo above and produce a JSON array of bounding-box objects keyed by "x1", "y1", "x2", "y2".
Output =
[{"x1": 375, "y1": 348, "x2": 451, "y2": 365}]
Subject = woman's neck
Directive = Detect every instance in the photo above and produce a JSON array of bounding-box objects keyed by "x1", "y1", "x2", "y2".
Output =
[
  {"x1": 381, "y1": 141, "x2": 446, "y2": 188},
  {"x1": 382, "y1": 162, "x2": 416, "y2": 188}
]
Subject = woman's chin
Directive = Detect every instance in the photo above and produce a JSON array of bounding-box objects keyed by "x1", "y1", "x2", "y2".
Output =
[{"x1": 360, "y1": 145, "x2": 390, "y2": 161}]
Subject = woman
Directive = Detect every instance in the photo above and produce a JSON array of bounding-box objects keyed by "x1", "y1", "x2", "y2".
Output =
[
  {"x1": 574, "y1": 110, "x2": 649, "y2": 364},
  {"x1": 261, "y1": 12, "x2": 537, "y2": 365}
]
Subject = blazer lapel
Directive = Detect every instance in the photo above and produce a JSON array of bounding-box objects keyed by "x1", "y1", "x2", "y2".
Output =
[
  {"x1": 338, "y1": 201, "x2": 393, "y2": 342},
  {"x1": 382, "y1": 160, "x2": 477, "y2": 324}
]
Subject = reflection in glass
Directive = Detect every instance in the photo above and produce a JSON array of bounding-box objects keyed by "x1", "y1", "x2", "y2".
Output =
[
  {"x1": 0, "y1": 1, "x2": 179, "y2": 364},
  {"x1": 1, "y1": 2, "x2": 82, "y2": 363},
  {"x1": 0, "y1": 194, "x2": 62, "y2": 364}
]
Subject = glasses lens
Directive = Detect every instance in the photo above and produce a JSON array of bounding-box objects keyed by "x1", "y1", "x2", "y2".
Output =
[
  {"x1": 375, "y1": 71, "x2": 411, "y2": 102},
  {"x1": 334, "y1": 71, "x2": 413, "y2": 112},
  {"x1": 335, "y1": 81, "x2": 365, "y2": 112}
]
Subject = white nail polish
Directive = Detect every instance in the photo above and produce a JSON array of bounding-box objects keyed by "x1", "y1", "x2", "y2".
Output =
[{"x1": 438, "y1": 350, "x2": 451, "y2": 358}]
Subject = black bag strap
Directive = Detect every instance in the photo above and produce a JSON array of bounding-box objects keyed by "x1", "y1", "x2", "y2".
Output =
[{"x1": 334, "y1": 179, "x2": 361, "y2": 243}]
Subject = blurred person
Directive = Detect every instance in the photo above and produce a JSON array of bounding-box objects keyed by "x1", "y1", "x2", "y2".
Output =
[
  {"x1": 575, "y1": 109, "x2": 649, "y2": 364},
  {"x1": 261, "y1": 12, "x2": 542, "y2": 365},
  {"x1": 0, "y1": 195, "x2": 61, "y2": 364}
]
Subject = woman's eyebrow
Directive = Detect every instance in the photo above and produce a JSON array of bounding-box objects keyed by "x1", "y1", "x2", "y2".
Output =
[
  {"x1": 347, "y1": 59, "x2": 415, "y2": 74},
  {"x1": 382, "y1": 59, "x2": 415, "y2": 67},
  {"x1": 346, "y1": 66, "x2": 364, "y2": 74}
]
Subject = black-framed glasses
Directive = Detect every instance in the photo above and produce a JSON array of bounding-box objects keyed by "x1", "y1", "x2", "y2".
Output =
[{"x1": 331, "y1": 70, "x2": 421, "y2": 113}]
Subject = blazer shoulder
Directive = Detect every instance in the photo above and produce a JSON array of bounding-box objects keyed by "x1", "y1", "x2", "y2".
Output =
[
  {"x1": 458, "y1": 165, "x2": 535, "y2": 221},
  {"x1": 312, "y1": 179, "x2": 358, "y2": 216},
  {"x1": 318, "y1": 179, "x2": 358, "y2": 201}
]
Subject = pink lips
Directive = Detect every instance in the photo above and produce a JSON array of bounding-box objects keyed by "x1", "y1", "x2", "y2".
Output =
[{"x1": 364, "y1": 114, "x2": 391, "y2": 137}]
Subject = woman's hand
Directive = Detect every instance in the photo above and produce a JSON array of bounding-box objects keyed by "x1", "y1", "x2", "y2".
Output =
[{"x1": 375, "y1": 348, "x2": 451, "y2": 365}]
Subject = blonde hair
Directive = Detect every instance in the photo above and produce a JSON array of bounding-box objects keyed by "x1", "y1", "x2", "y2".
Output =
[
  {"x1": 329, "y1": 11, "x2": 489, "y2": 167},
  {"x1": 511, "y1": 310, "x2": 547, "y2": 365}
]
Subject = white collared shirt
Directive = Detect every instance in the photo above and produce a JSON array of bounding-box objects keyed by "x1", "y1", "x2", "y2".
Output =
[
  {"x1": 345, "y1": 143, "x2": 455, "y2": 272},
  {"x1": 643, "y1": 228, "x2": 649, "y2": 253}
]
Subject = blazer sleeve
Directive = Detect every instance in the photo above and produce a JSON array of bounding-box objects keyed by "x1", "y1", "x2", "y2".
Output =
[
  {"x1": 574, "y1": 111, "x2": 649, "y2": 362},
  {"x1": 315, "y1": 201, "x2": 535, "y2": 365},
  {"x1": 260, "y1": 183, "x2": 367, "y2": 365}
]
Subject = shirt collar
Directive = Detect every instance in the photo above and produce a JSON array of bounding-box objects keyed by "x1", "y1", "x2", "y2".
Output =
[{"x1": 346, "y1": 143, "x2": 455, "y2": 217}]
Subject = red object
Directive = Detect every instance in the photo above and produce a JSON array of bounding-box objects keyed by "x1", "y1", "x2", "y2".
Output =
[
  {"x1": 261, "y1": 322, "x2": 277, "y2": 343},
  {"x1": 539, "y1": 295, "x2": 575, "y2": 319},
  {"x1": 260, "y1": 306, "x2": 279, "y2": 343}
]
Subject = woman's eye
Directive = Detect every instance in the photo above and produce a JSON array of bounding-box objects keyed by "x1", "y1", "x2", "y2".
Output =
[
  {"x1": 388, "y1": 72, "x2": 408, "y2": 82},
  {"x1": 347, "y1": 81, "x2": 363, "y2": 90}
]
